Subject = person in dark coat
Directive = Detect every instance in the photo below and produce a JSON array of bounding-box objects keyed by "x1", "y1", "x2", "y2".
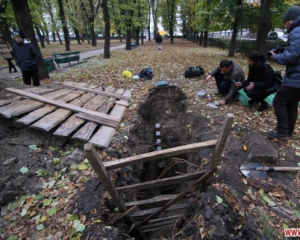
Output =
[
  {"x1": 155, "y1": 32, "x2": 163, "y2": 50},
  {"x1": 12, "y1": 30, "x2": 40, "y2": 86},
  {"x1": 0, "y1": 35, "x2": 17, "y2": 73},
  {"x1": 267, "y1": 6, "x2": 300, "y2": 140},
  {"x1": 235, "y1": 51, "x2": 274, "y2": 112}
]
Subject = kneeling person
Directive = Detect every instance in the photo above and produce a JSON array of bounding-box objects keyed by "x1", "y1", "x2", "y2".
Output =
[
  {"x1": 236, "y1": 51, "x2": 274, "y2": 112},
  {"x1": 206, "y1": 59, "x2": 245, "y2": 105}
]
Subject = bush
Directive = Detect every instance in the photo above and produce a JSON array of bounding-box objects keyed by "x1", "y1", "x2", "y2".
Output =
[{"x1": 207, "y1": 37, "x2": 285, "y2": 57}]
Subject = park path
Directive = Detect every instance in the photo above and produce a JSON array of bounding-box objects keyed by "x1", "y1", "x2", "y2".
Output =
[{"x1": 0, "y1": 43, "x2": 126, "y2": 80}]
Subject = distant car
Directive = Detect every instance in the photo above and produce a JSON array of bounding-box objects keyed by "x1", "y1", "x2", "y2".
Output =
[
  {"x1": 97, "y1": 33, "x2": 103, "y2": 37},
  {"x1": 267, "y1": 31, "x2": 288, "y2": 42}
]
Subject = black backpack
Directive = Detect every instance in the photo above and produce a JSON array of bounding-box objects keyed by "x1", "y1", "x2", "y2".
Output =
[
  {"x1": 266, "y1": 70, "x2": 283, "y2": 94},
  {"x1": 184, "y1": 66, "x2": 205, "y2": 78},
  {"x1": 138, "y1": 68, "x2": 153, "y2": 80}
]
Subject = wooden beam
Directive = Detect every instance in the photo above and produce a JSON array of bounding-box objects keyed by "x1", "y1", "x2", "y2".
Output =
[
  {"x1": 104, "y1": 140, "x2": 217, "y2": 170},
  {"x1": 125, "y1": 194, "x2": 179, "y2": 208},
  {"x1": 62, "y1": 82, "x2": 131, "y2": 101},
  {"x1": 116, "y1": 171, "x2": 206, "y2": 192},
  {"x1": 130, "y1": 203, "x2": 188, "y2": 218},
  {"x1": 209, "y1": 113, "x2": 234, "y2": 168},
  {"x1": 76, "y1": 112, "x2": 118, "y2": 128},
  {"x1": 5, "y1": 87, "x2": 120, "y2": 127},
  {"x1": 129, "y1": 167, "x2": 217, "y2": 231},
  {"x1": 139, "y1": 215, "x2": 181, "y2": 230},
  {"x1": 84, "y1": 143, "x2": 126, "y2": 212}
]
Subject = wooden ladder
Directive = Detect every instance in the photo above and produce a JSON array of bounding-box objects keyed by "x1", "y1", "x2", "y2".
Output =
[{"x1": 84, "y1": 113, "x2": 234, "y2": 236}]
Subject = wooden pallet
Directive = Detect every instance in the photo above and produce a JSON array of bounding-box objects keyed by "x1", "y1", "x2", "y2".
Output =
[{"x1": 0, "y1": 82, "x2": 131, "y2": 148}]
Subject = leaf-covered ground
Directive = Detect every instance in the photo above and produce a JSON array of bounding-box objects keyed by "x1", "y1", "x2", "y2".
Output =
[{"x1": 1, "y1": 38, "x2": 300, "y2": 240}]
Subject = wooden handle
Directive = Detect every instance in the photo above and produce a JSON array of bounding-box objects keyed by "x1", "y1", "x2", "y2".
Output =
[{"x1": 257, "y1": 167, "x2": 300, "y2": 171}]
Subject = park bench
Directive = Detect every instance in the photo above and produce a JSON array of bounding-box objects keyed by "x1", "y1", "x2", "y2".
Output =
[
  {"x1": 52, "y1": 51, "x2": 80, "y2": 67},
  {"x1": 131, "y1": 42, "x2": 138, "y2": 48}
]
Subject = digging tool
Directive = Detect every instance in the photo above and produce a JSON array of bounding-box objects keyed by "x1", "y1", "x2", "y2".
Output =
[{"x1": 240, "y1": 162, "x2": 300, "y2": 179}]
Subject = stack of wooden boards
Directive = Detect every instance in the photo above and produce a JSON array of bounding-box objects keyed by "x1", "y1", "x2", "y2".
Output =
[{"x1": 0, "y1": 82, "x2": 131, "y2": 148}]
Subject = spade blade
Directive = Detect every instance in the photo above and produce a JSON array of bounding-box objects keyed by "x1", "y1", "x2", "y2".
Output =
[{"x1": 240, "y1": 162, "x2": 268, "y2": 179}]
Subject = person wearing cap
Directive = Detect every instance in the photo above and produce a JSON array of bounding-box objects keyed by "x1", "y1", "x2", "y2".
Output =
[
  {"x1": 0, "y1": 35, "x2": 17, "y2": 73},
  {"x1": 12, "y1": 30, "x2": 40, "y2": 86},
  {"x1": 267, "y1": 6, "x2": 300, "y2": 140}
]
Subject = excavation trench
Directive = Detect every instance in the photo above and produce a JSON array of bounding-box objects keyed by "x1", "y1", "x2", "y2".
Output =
[{"x1": 113, "y1": 85, "x2": 214, "y2": 238}]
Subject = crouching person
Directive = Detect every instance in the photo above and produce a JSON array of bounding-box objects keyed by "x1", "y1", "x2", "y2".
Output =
[
  {"x1": 206, "y1": 59, "x2": 245, "y2": 106},
  {"x1": 235, "y1": 51, "x2": 274, "y2": 112}
]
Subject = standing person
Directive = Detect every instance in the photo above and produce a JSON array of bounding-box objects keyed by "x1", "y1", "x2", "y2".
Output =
[
  {"x1": 12, "y1": 30, "x2": 40, "y2": 87},
  {"x1": 267, "y1": 6, "x2": 300, "y2": 140},
  {"x1": 235, "y1": 51, "x2": 274, "y2": 112},
  {"x1": 155, "y1": 32, "x2": 163, "y2": 50},
  {"x1": 0, "y1": 35, "x2": 17, "y2": 73},
  {"x1": 206, "y1": 59, "x2": 245, "y2": 105}
]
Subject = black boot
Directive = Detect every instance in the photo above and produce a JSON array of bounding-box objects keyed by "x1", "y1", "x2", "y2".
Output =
[{"x1": 257, "y1": 101, "x2": 268, "y2": 112}]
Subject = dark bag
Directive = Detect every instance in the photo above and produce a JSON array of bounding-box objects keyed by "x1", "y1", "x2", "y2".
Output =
[
  {"x1": 138, "y1": 68, "x2": 153, "y2": 80},
  {"x1": 184, "y1": 66, "x2": 205, "y2": 78},
  {"x1": 265, "y1": 70, "x2": 283, "y2": 94}
]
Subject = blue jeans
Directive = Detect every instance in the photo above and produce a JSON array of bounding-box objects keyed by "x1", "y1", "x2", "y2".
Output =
[{"x1": 214, "y1": 72, "x2": 231, "y2": 93}]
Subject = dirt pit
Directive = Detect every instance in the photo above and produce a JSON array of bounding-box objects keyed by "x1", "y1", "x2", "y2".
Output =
[{"x1": 75, "y1": 85, "x2": 265, "y2": 239}]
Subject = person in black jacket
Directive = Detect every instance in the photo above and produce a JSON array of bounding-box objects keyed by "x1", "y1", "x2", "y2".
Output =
[
  {"x1": 12, "y1": 30, "x2": 40, "y2": 86},
  {"x1": 235, "y1": 51, "x2": 274, "y2": 111},
  {"x1": 155, "y1": 32, "x2": 163, "y2": 50}
]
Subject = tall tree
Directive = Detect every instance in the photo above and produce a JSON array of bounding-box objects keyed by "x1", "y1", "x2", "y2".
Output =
[
  {"x1": 0, "y1": 0, "x2": 14, "y2": 46},
  {"x1": 228, "y1": 0, "x2": 243, "y2": 57},
  {"x1": 101, "y1": 0, "x2": 110, "y2": 58},
  {"x1": 255, "y1": 0, "x2": 271, "y2": 53},
  {"x1": 58, "y1": 0, "x2": 71, "y2": 51},
  {"x1": 80, "y1": 0, "x2": 101, "y2": 46},
  {"x1": 10, "y1": 0, "x2": 49, "y2": 79}
]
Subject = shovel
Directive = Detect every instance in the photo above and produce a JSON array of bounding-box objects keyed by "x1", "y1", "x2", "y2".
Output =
[{"x1": 240, "y1": 162, "x2": 300, "y2": 179}]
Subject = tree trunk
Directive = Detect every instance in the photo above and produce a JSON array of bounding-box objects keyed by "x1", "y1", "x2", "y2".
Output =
[
  {"x1": 57, "y1": 0, "x2": 71, "y2": 51},
  {"x1": 228, "y1": 0, "x2": 243, "y2": 57},
  {"x1": 101, "y1": 0, "x2": 110, "y2": 58},
  {"x1": 255, "y1": 0, "x2": 272, "y2": 53},
  {"x1": 10, "y1": 0, "x2": 49, "y2": 80},
  {"x1": 203, "y1": 31, "x2": 208, "y2": 47},
  {"x1": 35, "y1": 27, "x2": 46, "y2": 48},
  {"x1": 135, "y1": 28, "x2": 140, "y2": 46},
  {"x1": 74, "y1": 29, "x2": 81, "y2": 44},
  {"x1": 126, "y1": 29, "x2": 131, "y2": 50}
]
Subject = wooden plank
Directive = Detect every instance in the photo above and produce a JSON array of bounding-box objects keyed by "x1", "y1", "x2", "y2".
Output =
[
  {"x1": 104, "y1": 140, "x2": 217, "y2": 171},
  {"x1": 16, "y1": 91, "x2": 85, "y2": 125},
  {"x1": 71, "y1": 87, "x2": 118, "y2": 141},
  {"x1": 25, "y1": 87, "x2": 57, "y2": 95},
  {"x1": 129, "y1": 203, "x2": 189, "y2": 218},
  {"x1": 0, "y1": 88, "x2": 73, "y2": 118},
  {"x1": 62, "y1": 81, "x2": 99, "y2": 89},
  {"x1": 5, "y1": 88, "x2": 120, "y2": 127},
  {"x1": 140, "y1": 215, "x2": 181, "y2": 230},
  {"x1": 0, "y1": 96, "x2": 21, "y2": 107},
  {"x1": 116, "y1": 171, "x2": 206, "y2": 193},
  {"x1": 62, "y1": 82, "x2": 130, "y2": 101},
  {"x1": 31, "y1": 92, "x2": 95, "y2": 132},
  {"x1": 84, "y1": 143, "x2": 126, "y2": 211},
  {"x1": 125, "y1": 195, "x2": 179, "y2": 208},
  {"x1": 209, "y1": 113, "x2": 234, "y2": 169},
  {"x1": 88, "y1": 90, "x2": 130, "y2": 147},
  {"x1": 53, "y1": 87, "x2": 112, "y2": 137}
]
